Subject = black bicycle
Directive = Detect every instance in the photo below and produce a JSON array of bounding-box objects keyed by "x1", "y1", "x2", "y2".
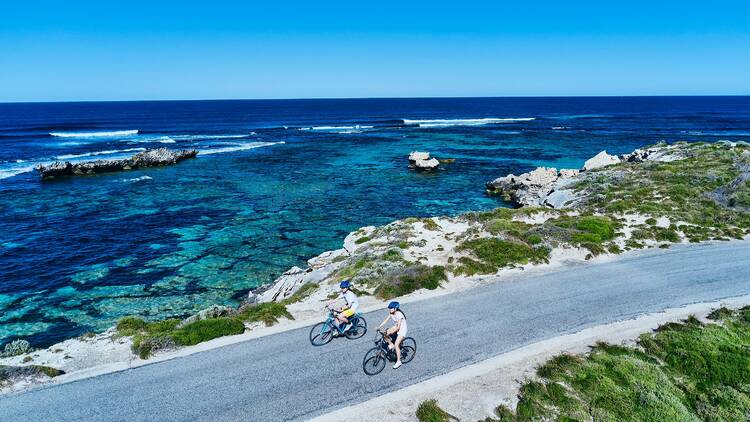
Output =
[{"x1": 362, "y1": 330, "x2": 417, "y2": 375}]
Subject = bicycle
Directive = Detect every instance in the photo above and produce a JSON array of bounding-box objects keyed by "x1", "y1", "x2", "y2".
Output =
[
  {"x1": 362, "y1": 329, "x2": 417, "y2": 375},
  {"x1": 309, "y1": 304, "x2": 367, "y2": 346}
]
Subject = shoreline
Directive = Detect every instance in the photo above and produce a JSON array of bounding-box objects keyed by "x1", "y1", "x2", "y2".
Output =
[
  {"x1": 312, "y1": 294, "x2": 750, "y2": 421},
  {"x1": 3, "y1": 140, "x2": 749, "y2": 395},
  {"x1": 0, "y1": 238, "x2": 744, "y2": 396}
]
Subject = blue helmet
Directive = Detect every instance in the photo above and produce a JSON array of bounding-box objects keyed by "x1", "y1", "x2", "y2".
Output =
[
  {"x1": 388, "y1": 301, "x2": 400, "y2": 309},
  {"x1": 339, "y1": 280, "x2": 351, "y2": 289}
]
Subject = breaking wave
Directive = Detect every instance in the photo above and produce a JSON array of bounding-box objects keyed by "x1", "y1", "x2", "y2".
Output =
[
  {"x1": 401, "y1": 118, "x2": 535, "y2": 128},
  {"x1": 49, "y1": 130, "x2": 139, "y2": 138},
  {"x1": 56, "y1": 148, "x2": 146, "y2": 160},
  {"x1": 198, "y1": 141, "x2": 285, "y2": 156}
]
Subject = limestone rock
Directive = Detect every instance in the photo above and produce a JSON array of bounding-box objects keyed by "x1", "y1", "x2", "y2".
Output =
[
  {"x1": 414, "y1": 158, "x2": 440, "y2": 170},
  {"x1": 35, "y1": 148, "x2": 198, "y2": 180},
  {"x1": 408, "y1": 151, "x2": 440, "y2": 171},
  {"x1": 408, "y1": 151, "x2": 430, "y2": 162},
  {"x1": 177, "y1": 305, "x2": 234, "y2": 328},
  {"x1": 256, "y1": 266, "x2": 306, "y2": 303},
  {"x1": 582, "y1": 151, "x2": 621, "y2": 171}
]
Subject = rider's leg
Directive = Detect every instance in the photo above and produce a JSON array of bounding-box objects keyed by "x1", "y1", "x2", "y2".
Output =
[
  {"x1": 394, "y1": 335, "x2": 404, "y2": 362},
  {"x1": 393, "y1": 335, "x2": 404, "y2": 368}
]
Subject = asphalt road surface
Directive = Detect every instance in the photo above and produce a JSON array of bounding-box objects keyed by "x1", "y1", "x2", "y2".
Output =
[{"x1": 3, "y1": 241, "x2": 750, "y2": 421}]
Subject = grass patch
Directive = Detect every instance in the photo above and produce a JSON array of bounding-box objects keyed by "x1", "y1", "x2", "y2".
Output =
[
  {"x1": 117, "y1": 313, "x2": 251, "y2": 359},
  {"x1": 416, "y1": 399, "x2": 458, "y2": 422},
  {"x1": 421, "y1": 218, "x2": 440, "y2": 231},
  {"x1": 454, "y1": 238, "x2": 549, "y2": 276},
  {"x1": 281, "y1": 282, "x2": 319, "y2": 305},
  {"x1": 374, "y1": 265, "x2": 446, "y2": 299},
  {"x1": 494, "y1": 307, "x2": 750, "y2": 421},
  {"x1": 237, "y1": 302, "x2": 294, "y2": 326},
  {"x1": 355, "y1": 236, "x2": 371, "y2": 244}
]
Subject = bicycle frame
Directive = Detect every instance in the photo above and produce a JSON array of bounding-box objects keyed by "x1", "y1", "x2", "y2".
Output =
[{"x1": 320, "y1": 310, "x2": 362, "y2": 334}]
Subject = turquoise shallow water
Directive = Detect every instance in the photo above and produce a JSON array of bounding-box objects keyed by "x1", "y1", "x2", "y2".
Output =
[{"x1": 1, "y1": 97, "x2": 749, "y2": 346}]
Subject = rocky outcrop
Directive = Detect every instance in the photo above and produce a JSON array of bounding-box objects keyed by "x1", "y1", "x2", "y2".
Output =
[
  {"x1": 248, "y1": 248, "x2": 348, "y2": 304},
  {"x1": 408, "y1": 151, "x2": 440, "y2": 170},
  {"x1": 177, "y1": 305, "x2": 234, "y2": 329},
  {"x1": 583, "y1": 151, "x2": 620, "y2": 171},
  {"x1": 486, "y1": 167, "x2": 579, "y2": 208},
  {"x1": 35, "y1": 148, "x2": 198, "y2": 180},
  {"x1": 485, "y1": 145, "x2": 692, "y2": 209}
]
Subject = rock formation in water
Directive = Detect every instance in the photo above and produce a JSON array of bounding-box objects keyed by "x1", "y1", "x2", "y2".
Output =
[
  {"x1": 35, "y1": 148, "x2": 198, "y2": 180},
  {"x1": 408, "y1": 151, "x2": 440, "y2": 170}
]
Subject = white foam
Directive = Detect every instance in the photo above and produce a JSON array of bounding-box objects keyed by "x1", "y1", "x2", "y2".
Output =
[
  {"x1": 56, "y1": 148, "x2": 146, "y2": 160},
  {"x1": 49, "y1": 130, "x2": 139, "y2": 138},
  {"x1": 0, "y1": 164, "x2": 36, "y2": 180},
  {"x1": 198, "y1": 141, "x2": 284, "y2": 156},
  {"x1": 122, "y1": 176, "x2": 153, "y2": 183},
  {"x1": 300, "y1": 125, "x2": 374, "y2": 132},
  {"x1": 170, "y1": 134, "x2": 253, "y2": 141},
  {"x1": 128, "y1": 136, "x2": 176, "y2": 144},
  {"x1": 402, "y1": 118, "x2": 535, "y2": 128}
]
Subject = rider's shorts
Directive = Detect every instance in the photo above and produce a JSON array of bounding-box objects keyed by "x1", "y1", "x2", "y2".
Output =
[{"x1": 341, "y1": 308, "x2": 355, "y2": 318}]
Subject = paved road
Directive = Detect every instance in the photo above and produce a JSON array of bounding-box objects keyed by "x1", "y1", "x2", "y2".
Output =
[{"x1": 3, "y1": 241, "x2": 750, "y2": 421}]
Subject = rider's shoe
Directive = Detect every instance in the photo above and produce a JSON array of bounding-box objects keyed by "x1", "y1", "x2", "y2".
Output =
[
  {"x1": 392, "y1": 361, "x2": 402, "y2": 369},
  {"x1": 343, "y1": 323, "x2": 352, "y2": 332}
]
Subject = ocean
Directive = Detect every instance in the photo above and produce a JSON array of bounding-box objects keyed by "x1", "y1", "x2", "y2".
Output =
[{"x1": 1, "y1": 96, "x2": 749, "y2": 347}]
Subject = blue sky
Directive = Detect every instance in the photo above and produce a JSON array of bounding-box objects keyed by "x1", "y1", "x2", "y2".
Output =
[{"x1": 1, "y1": 1, "x2": 749, "y2": 101}]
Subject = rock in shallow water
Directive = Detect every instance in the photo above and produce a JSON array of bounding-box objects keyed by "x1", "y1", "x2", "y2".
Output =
[
  {"x1": 35, "y1": 148, "x2": 198, "y2": 180},
  {"x1": 408, "y1": 151, "x2": 440, "y2": 170}
]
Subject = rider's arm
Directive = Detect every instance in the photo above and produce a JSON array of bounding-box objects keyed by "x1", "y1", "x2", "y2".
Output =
[{"x1": 377, "y1": 315, "x2": 390, "y2": 330}]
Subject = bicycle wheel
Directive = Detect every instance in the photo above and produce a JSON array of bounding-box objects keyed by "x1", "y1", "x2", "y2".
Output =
[
  {"x1": 309, "y1": 322, "x2": 334, "y2": 346},
  {"x1": 362, "y1": 347, "x2": 386, "y2": 375},
  {"x1": 400, "y1": 337, "x2": 417, "y2": 363},
  {"x1": 345, "y1": 316, "x2": 367, "y2": 339}
]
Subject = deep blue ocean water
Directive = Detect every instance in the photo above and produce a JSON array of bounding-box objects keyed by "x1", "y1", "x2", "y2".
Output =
[{"x1": 1, "y1": 97, "x2": 750, "y2": 347}]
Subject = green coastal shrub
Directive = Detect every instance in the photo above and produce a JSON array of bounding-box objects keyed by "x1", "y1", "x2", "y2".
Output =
[
  {"x1": 374, "y1": 265, "x2": 446, "y2": 299},
  {"x1": 416, "y1": 399, "x2": 458, "y2": 422},
  {"x1": 281, "y1": 282, "x2": 319, "y2": 305},
  {"x1": 237, "y1": 302, "x2": 294, "y2": 326},
  {"x1": 118, "y1": 313, "x2": 253, "y2": 358},
  {"x1": 355, "y1": 236, "x2": 371, "y2": 244},
  {"x1": 454, "y1": 238, "x2": 549, "y2": 276},
  {"x1": 492, "y1": 308, "x2": 750, "y2": 421},
  {"x1": 170, "y1": 318, "x2": 245, "y2": 346},
  {"x1": 1, "y1": 339, "x2": 32, "y2": 357}
]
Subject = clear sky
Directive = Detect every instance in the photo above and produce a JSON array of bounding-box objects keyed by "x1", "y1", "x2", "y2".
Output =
[{"x1": 1, "y1": 1, "x2": 749, "y2": 102}]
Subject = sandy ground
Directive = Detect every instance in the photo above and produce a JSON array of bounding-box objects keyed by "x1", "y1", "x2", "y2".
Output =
[{"x1": 311, "y1": 294, "x2": 750, "y2": 422}]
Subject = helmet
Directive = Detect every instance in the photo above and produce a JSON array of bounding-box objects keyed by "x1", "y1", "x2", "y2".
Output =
[
  {"x1": 339, "y1": 280, "x2": 351, "y2": 289},
  {"x1": 388, "y1": 301, "x2": 400, "y2": 309}
]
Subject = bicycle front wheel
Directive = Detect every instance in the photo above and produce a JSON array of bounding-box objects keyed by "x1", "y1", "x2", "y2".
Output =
[
  {"x1": 362, "y1": 347, "x2": 386, "y2": 375},
  {"x1": 309, "y1": 322, "x2": 334, "y2": 346}
]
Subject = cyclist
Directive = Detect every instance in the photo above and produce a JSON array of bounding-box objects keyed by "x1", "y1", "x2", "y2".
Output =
[
  {"x1": 329, "y1": 280, "x2": 359, "y2": 333},
  {"x1": 377, "y1": 301, "x2": 408, "y2": 369}
]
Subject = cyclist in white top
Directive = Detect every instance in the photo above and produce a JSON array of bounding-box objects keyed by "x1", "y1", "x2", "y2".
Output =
[
  {"x1": 329, "y1": 280, "x2": 359, "y2": 332},
  {"x1": 377, "y1": 301, "x2": 408, "y2": 369}
]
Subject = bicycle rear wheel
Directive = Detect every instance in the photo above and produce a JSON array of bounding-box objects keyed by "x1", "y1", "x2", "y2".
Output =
[
  {"x1": 362, "y1": 347, "x2": 386, "y2": 375},
  {"x1": 345, "y1": 316, "x2": 367, "y2": 339},
  {"x1": 401, "y1": 337, "x2": 417, "y2": 363},
  {"x1": 309, "y1": 322, "x2": 334, "y2": 346}
]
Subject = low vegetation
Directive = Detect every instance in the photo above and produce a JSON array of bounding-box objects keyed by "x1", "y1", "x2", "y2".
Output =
[
  {"x1": 416, "y1": 399, "x2": 459, "y2": 422},
  {"x1": 482, "y1": 307, "x2": 750, "y2": 421},
  {"x1": 116, "y1": 302, "x2": 293, "y2": 359},
  {"x1": 575, "y1": 142, "x2": 750, "y2": 243},
  {"x1": 0, "y1": 364, "x2": 64, "y2": 386}
]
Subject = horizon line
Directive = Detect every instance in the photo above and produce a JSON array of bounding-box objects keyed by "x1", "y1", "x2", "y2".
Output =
[{"x1": 2, "y1": 93, "x2": 750, "y2": 105}]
